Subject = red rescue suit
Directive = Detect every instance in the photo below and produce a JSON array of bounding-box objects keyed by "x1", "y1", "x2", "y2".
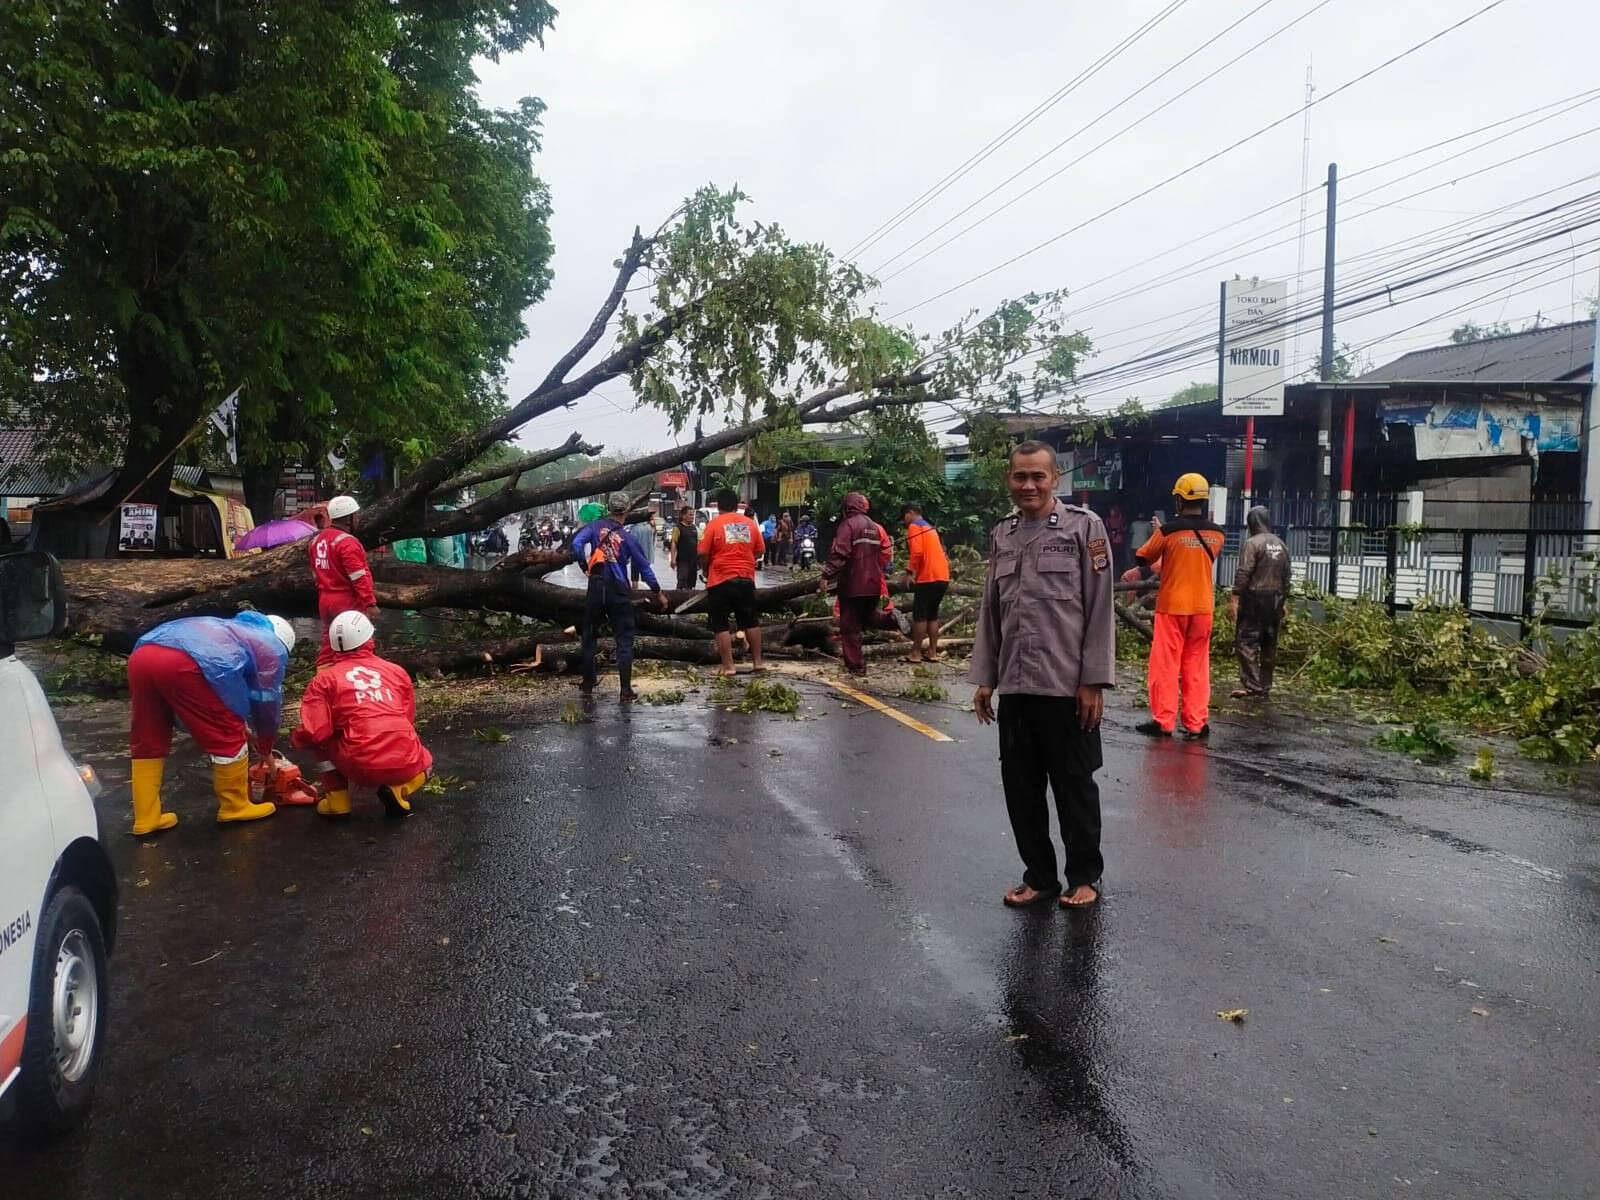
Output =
[
  {"x1": 290, "y1": 646, "x2": 432, "y2": 790},
  {"x1": 309, "y1": 527, "x2": 377, "y2": 664}
]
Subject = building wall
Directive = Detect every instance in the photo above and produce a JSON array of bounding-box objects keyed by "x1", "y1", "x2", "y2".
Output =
[{"x1": 1416, "y1": 462, "x2": 1532, "y2": 530}]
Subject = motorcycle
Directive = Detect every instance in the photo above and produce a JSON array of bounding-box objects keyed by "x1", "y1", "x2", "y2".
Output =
[{"x1": 795, "y1": 535, "x2": 816, "y2": 570}]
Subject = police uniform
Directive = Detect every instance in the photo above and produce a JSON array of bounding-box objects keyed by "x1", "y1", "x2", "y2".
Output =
[{"x1": 970, "y1": 499, "x2": 1115, "y2": 898}]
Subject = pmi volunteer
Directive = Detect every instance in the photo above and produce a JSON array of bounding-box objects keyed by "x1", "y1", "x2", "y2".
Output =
[{"x1": 1131, "y1": 473, "x2": 1225, "y2": 738}]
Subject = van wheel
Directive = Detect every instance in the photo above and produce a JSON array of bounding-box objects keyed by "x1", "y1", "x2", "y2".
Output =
[{"x1": 13, "y1": 886, "x2": 108, "y2": 1137}]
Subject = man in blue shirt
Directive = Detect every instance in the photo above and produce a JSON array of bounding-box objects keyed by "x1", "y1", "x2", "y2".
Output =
[
  {"x1": 571, "y1": 492, "x2": 668, "y2": 700},
  {"x1": 760, "y1": 511, "x2": 778, "y2": 567}
]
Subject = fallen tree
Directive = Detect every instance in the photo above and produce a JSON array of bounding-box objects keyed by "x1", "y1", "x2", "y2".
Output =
[{"x1": 59, "y1": 187, "x2": 1095, "y2": 668}]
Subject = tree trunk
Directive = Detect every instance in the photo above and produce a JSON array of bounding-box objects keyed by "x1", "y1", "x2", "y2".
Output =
[{"x1": 242, "y1": 457, "x2": 285, "y2": 525}]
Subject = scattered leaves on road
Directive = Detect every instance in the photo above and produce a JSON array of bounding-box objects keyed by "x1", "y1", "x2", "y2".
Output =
[
  {"x1": 898, "y1": 681, "x2": 949, "y2": 703},
  {"x1": 1216, "y1": 1008, "x2": 1248, "y2": 1023},
  {"x1": 1471, "y1": 1006, "x2": 1490, "y2": 1017},
  {"x1": 282, "y1": 883, "x2": 298, "y2": 895},
  {"x1": 560, "y1": 702, "x2": 583, "y2": 725},
  {"x1": 643, "y1": 689, "x2": 686, "y2": 705},
  {"x1": 471, "y1": 725, "x2": 511, "y2": 744}
]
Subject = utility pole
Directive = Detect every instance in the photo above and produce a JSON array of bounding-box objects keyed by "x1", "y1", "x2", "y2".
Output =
[
  {"x1": 693, "y1": 416, "x2": 704, "y2": 511},
  {"x1": 1315, "y1": 162, "x2": 1337, "y2": 522},
  {"x1": 1582, "y1": 266, "x2": 1600, "y2": 535}
]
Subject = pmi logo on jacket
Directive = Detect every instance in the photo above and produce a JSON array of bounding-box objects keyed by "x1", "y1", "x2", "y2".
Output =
[
  {"x1": 586, "y1": 525, "x2": 629, "y2": 568},
  {"x1": 345, "y1": 664, "x2": 396, "y2": 704}
]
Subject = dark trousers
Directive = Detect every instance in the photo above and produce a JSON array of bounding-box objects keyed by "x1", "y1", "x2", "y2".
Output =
[
  {"x1": 1235, "y1": 592, "x2": 1283, "y2": 695},
  {"x1": 675, "y1": 560, "x2": 699, "y2": 591},
  {"x1": 837, "y1": 594, "x2": 897, "y2": 673},
  {"x1": 581, "y1": 573, "x2": 637, "y2": 690},
  {"x1": 998, "y1": 694, "x2": 1104, "y2": 892}
]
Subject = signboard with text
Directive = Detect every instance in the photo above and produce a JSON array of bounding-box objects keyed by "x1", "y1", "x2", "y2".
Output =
[
  {"x1": 1221, "y1": 278, "x2": 1287, "y2": 416},
  {"x1": 656, "y1": 470, "x2": 689, "y2": 490},
  {"x1": 778, "y1": 471, "x2": 811, "y2": 507}
]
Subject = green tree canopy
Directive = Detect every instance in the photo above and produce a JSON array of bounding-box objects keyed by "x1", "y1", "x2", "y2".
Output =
[
  {"x1": 1164, "y1": 381, "x2": 1217, "y2": 408},
  {"x1": 1, "y1": 1, "x2": 555, "y2": 520}
]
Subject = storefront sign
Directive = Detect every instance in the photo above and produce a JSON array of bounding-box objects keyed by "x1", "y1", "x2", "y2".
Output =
[{"x1": 778, "y1": 471, "x2": 811, "y2": 507}]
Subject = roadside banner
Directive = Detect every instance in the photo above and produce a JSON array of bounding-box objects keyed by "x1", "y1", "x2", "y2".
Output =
[{"x1": 119, "y1": 503, "x2": 158, "y2": 552}]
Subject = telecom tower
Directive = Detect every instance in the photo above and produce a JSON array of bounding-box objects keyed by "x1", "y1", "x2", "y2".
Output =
[{"x1": 1291, "y1": 61, "x2": 1315, "y2": 376}]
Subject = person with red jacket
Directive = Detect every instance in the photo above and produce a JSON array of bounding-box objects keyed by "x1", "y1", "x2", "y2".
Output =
[
  {"x1": 308, "y1": 494, "x2": 379, "y2": 665},
  {"x1": 820, "y1": 491, "x2": 904, "y2": 675},
  {"x1": 291, "y1": 610, "x2": 433, "y2": 819}
]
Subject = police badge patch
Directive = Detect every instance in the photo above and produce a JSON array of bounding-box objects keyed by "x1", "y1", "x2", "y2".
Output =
[{"x1": 1088, "y1": 536, "x2": 1110, "y2": 572}]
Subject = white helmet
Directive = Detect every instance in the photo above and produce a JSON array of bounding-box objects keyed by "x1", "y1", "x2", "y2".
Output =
[
  {"x1": 327, "y1": 495, "x2": 360, "y2": 521},
  {"x1": 328, "y1": 609, "x2": 375, "y2": 653},
  {"x1": 266, "y1": 614, "x2": 296, "y2": 653}
]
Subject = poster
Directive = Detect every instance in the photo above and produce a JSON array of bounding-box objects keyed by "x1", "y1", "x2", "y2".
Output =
[{"x1": 119, "y1": 503, "x2": 158, "y2": 552}]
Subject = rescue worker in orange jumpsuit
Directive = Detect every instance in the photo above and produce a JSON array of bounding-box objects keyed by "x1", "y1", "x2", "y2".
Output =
[
  {"x1": 1133, "y1": 473, "x2": 1224, "y2": 739},
  {"x1": 291, "y1": 610, "x2": 433, "y2": 819},
  {"x1": 127, "y1": 611, "x2": 296, "y2": 832},
  {"x1": 308, "y1": 494, "x2": 378, "y2": 665}
]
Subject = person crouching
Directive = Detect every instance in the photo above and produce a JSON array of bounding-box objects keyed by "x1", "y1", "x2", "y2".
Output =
[{"x1": 291, "y1": 610, "x2": 433, "y2": 819}]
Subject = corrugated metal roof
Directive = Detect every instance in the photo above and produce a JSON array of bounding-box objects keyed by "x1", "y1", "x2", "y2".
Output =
[
  {"x1": 1358, "y1": 320, "x2": 1594, "y2": 385},
  {"x1": 0, "y1": 429, "x2": 88, "y2": 496},
  {"x1": 0, "y1": 429, "x2": 213, "y2": 496}
]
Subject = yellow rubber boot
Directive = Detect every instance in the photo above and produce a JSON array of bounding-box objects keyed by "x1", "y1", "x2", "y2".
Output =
[
  {"x1": 315, "y1": 788, "x2": 352, "y2": 819},
  {"x1": 214, "y1": 757, "x2": 276, "y2": 824},
  {"x1": 130, "y1": 758, "x2": 178, "y2": 836},
  {"x1": 377, "y1": 772, "x2": 426, "y2": 819}
]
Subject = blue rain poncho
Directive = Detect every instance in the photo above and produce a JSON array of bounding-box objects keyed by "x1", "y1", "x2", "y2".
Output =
[{"x1": 134, "y1": 612, "x2": 288, "y2": 740}]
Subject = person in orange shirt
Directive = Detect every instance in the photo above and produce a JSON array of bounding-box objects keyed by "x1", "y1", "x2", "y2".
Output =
[
  {"x1": 899, "y1": 503, "x2": 951, "y2": 662},
  {"x1": 1132, "y1": 473, "x2": 1224, "y2": 738},
  {"x1": 698, "y1": 488, "x2": 766, "y2": 676}
]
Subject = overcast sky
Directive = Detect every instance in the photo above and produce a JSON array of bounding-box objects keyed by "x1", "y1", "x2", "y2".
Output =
[{"x1": 475, "y1": 0, "x2": 1600, "y2": 456}]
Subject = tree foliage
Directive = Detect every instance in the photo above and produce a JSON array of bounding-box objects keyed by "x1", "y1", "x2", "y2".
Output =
[
  {"x1": 1164, "y1": 380, "x2": 1217, "y2": 408},
  {"x1": 1, "y1": 1, "x2": 556, "y2": 513}
]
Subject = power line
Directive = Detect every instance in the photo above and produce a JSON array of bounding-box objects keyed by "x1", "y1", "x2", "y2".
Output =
[
  {"x1": 843, "y1": 0, "x2": 1194, "y2": 260},
  {"x1": 873, "y1": 0, "x2": 1337, "y2": 278},
  {"x1": 889, "y1": 0, "x2": 1516, "y2": 319}
]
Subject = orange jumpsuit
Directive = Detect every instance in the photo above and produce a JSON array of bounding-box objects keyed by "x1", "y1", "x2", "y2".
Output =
[{"x1": 1135, "y1": 518, "x2": 1225, "y2": 733}]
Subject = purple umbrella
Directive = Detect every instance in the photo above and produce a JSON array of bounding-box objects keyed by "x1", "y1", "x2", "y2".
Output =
[{"x1": 234, "y1": 518, "x2": 316, "y2": 552}]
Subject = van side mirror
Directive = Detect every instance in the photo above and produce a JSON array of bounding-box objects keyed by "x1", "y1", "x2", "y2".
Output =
[{"x1": 0, "y1": 550, "x2": 67, "y2": 646}]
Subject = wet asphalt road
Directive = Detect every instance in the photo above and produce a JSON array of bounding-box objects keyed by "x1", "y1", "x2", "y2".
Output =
[{"x1": 3, "y1": 676, "x2": 1597, "y2": 1199}]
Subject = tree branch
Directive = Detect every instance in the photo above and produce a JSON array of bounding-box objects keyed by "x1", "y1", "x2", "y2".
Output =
[
  {"x1": 397, "y1": 372, "x2": 931, "y2": 538},
  {"x1": 538, "y1": 229, "x2": 651, "y2": 391},
  {"x1": 433, "y1": 432, "x2": 602, "y2": 494}
]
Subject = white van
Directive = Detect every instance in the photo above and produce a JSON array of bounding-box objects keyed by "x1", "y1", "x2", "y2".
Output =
[{"x1": 0, "y1": 551, "x2": 116, "y2": 1137}]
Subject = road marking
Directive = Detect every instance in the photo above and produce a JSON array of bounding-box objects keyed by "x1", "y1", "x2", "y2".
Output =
[{"x1": 822, "y1": 679, "x2": 954, "y2": 742}]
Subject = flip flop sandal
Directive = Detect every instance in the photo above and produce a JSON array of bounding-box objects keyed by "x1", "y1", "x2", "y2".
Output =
[
  {"x1": 1003, "y1": 884, "x2": 1061, "y2": 908},
  {"x1": 1060, "y1": 882, "x2": 1101, "y2": 909},
  {"x1": 899, "y1": 656, "x2": 925, "y2": 664}
]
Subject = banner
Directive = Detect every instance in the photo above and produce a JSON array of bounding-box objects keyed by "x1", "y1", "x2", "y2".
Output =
[
  {"x1": 778, "y1": 471, "x2": 811, "y2": 507},
  {"x1": 119, "y1": 503, "x2": 158, "y2": 552},
  {"x1": 656, "y1": 470, "x2": 689, "y2": 489},
  {"x1": 208, "y1": 386, "x2": 240, "y2": 465}
]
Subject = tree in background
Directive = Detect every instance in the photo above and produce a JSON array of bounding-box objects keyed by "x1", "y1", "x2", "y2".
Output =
[
  {"x1": 1, "y1": 1, "x2": 555, "y2": 523},
  {"x1": 1449, "y1": 320, "x2": 1518, "y2": 343},
  {"x1": 1163, "y1": 381, "x2": 1217, "y2": 408}
]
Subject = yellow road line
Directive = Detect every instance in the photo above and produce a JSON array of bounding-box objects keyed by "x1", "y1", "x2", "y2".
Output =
[{"x1": 821, "y1": 678, "x2": 955, "y2": 743}]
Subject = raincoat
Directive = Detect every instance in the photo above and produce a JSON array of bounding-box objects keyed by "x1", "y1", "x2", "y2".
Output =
[
  {"x1": 821, "y1": 492, "x2": 892, "y2": 597},
  {"x1": 133, "y1": 613, "x2": 288, "y2": 743}
]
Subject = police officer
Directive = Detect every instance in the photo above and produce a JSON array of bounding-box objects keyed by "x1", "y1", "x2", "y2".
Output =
[{"x1": 970, "y1": 441, "x2": 1115, "y2": 910}]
